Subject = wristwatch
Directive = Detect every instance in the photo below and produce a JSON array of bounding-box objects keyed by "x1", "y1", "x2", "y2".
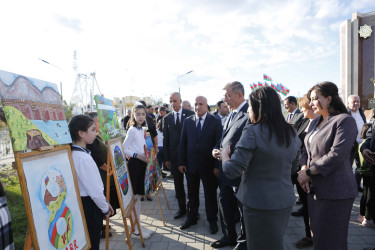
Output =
[{"x1": 306, "y1": 168, "x2": 312, "y2": 177}]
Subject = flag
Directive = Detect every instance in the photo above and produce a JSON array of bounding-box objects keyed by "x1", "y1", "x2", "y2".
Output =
[
  {"x1": 264, "y1": 82, "x2": 270, "y2": 87},
  {"x1": 263, "y1": 74, "x2": 272, "y2": 81},
  {"x1": 249, "y1": 84, "x2": 254, "y2": 91},
  {"x1": 271, "y1": 83, "x2": 278, "y2": 90},
  {"x1": 253, "y1": 83, "x2": 258, "y2": 89},
  {"x1": 258, "y1": 81, "x2": 263, "y2": 87}
]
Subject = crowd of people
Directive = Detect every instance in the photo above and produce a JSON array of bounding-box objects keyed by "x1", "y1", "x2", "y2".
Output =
[{"x1": 3, "y1": 80, "x2": 373, "y2": 250}]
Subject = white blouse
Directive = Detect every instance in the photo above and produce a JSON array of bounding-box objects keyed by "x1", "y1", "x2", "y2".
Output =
[{"x1": 123, "y1": 126, "x2": 147, "y2": 158}]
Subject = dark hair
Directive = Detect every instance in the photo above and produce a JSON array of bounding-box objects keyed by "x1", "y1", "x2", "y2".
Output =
[
  {"x1": 216, "y1": 100, "x2": 224, "y2": 108},
  {"x1": 285, "y1": 96, "x2": 297, "y2": 105},
  {"x1": 139, "y1": 100, "x2": 147, "y2": 107},
  {"x1": 159, "y1": 107, "x2": 166, "y2": 112},
  {"x1": 88, "y1": 111, "x2": 98, "y2": 119},
  {"x1": 307, "y1": 81, "x2": 348, "y2": 115},
  {"x1": 155, "y1": 107, "x2": 159, "y2": 111},
  {"x1": 69, "y1": 114, "x2": 94, "y2": 142},
  {"x1": 129, "y1": 104, "x2": 146, "y2": 127},
  {"x1": 249, "y1": 87, "x2": 296, "y2": 147},
  {"x1": 360, "y1": 123, "x2": 371, "y2": 139},
  {"x1": 156, "y1": 120, "x2": 163, "y2": 132},
  {"x1": 147, "y1": 105, "x2": 153, "y2": 109}
]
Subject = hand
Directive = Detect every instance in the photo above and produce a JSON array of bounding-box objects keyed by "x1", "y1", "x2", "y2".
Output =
[
  {"x1": 221, "y1": 144, "x2": 231, "y2": 163},
  {"x1": 363, "y1": 149, "x2": 375, "y2": 165},
  {"x1": 164, "y1": 161, "x2": 171, "y2": 169},
  {"x1": 297, "y1": 170, "x2": 311, "y2": 193},
  {"x1": 137, "y1": 154, "x2": 150, "y2": 164},
  {"x1": 178, "y1": 166, "x2": 186, "y2": 173},
  {"x1": 154, "y1": 146, "x2": 159, "y2": 154},
  {"x1": 212, "y1": 149, "x2": 221, "y2": 160},
  {"x1": 103, "y1": 204, "x2": 114, "y2": 220},
  {"x1": 99, "y1": 163, "x2": 108, "y2": 172},
  {"x1": 213, "y1": 168, "x2": 220, "y2": 177}
]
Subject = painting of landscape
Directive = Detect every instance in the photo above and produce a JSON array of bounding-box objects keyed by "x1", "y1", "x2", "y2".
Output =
[
  {"x1": 94, "y1": 95, "x2": 121, "y2": 141},
  {"x1": 0, "y1": 69, "x2": 72, "y2": 151}
]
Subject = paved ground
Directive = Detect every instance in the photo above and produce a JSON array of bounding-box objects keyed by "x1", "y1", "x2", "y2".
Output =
[{"x1": 100, "y1": 177, "x2": 375, "y2": 250}]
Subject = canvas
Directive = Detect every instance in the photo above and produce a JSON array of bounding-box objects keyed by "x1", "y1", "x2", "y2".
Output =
[
  {"x1": 144, "y1": 148, "x2": 162, "y2": 194},
  {"x1": 94, "y1": 95, "x2": 121, "y2": 141},
  {"x1": 0, "y1": 69, "x2": 71, "y2": 151},
  {"x1": 108, "y1": 139, "x2": 133, "y2": 211},
  {"x1": 17, "y1": 147, "x2": 89, "y2": 250}
]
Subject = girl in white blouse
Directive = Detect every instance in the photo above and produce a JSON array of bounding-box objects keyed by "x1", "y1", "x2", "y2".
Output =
[
  {"x1": 69, "y1": 114, "x2": 113, "y2": 250},
  {"x1": 123, "y1": 104, "x2": 154, "y2": 239}
]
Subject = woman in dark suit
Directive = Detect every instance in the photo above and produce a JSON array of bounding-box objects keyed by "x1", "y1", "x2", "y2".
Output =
[
  {"x1": 298, "y1": 81, "x2": 357, "y2": 250},
  {"x1": 293, "y1": 95, "x2": 318, "y2": 248},
  {"x1": 221, "y1": 86, "x2": 301, "y2": 250}
]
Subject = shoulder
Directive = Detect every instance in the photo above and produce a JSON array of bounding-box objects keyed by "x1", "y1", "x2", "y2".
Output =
[
  {"x1": 183, "y1": 109, "x2": 195, "y2": 116},
  {"x1": 164, "y1": 112, "x2": 173, "y2": 120}
]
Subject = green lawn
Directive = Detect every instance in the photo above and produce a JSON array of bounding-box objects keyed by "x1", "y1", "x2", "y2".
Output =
[{"x1": 1, "y1": 168, "x2": 27, "y2": 249}]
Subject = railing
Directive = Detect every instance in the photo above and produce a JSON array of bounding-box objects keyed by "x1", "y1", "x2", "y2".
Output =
[{"x1": 0, "y1": 128, "x2": 14, "y2": 160}]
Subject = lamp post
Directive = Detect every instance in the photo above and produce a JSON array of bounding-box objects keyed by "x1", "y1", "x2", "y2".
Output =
[
  {"x1": 38, "y1": 58, "x2": 63, "y2": 100},
  {"x1": 177, "y1": 70, "x2": 193, "y2": 94}
]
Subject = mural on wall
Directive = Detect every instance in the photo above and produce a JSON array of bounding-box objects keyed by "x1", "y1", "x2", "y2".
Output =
[
  {"x1": 94, "y1": 95, "x2": 121, "y2": 142},
  {"x1": 20, "y1": 149, "x2": 89, "y2": 249},
  {"x1": 109, "y1": 140, "x2": 133, "y2": 210},
  {"x1": 0, "y1": 69, "x2": 71, "y2": 151}
]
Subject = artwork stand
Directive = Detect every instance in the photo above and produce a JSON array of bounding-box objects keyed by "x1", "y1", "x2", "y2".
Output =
[
  {"x1": 105, "y1": 138, "x2": 145, "y2": 250},
  {"x1": 154, "y1": 178, "x2": 170, "y2": 226}
]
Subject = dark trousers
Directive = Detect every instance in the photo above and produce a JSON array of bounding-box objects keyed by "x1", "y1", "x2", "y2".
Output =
[
  {"x1": 218, "y1": 184, "x2": 238, "y2": 243},
  {"x1": 81, "y1": 196, "x2": 102, "y2": 250},
  {"x1": 354, "y1": 152, "x2": 363, "y2": 188},
  {"x1": 185, "y1": 171, "x2": 218, "y2": 222},
  {"x1": 360, "y1": 175, "x2": 375, "y2": 221},
  {"x1": 171, "y1": 166, "x2": 186, "y2": 211},
  {"x1": 291, "y1": 172, "x2": 311, "y2": 237}
]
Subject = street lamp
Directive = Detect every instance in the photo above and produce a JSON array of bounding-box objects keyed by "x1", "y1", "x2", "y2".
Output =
[
  {"x1": 177, "y1": 70, "x2": 194, "y2": 94},
  {"x1": 38, "y1": 58, "x2": 63, "y2": 100}
]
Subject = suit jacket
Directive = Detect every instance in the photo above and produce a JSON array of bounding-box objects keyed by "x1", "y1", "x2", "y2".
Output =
[
  {"x1": 300, "y1": 114, "x2": 358, "y2": 200},
  {"x1": 217, "y1": 102, "x2": 250, "y2": 187},
  {"x1": 162, "y1": 108, "x2": 195, "y2": 167},
  {"x1": 284, "y1": 109, "x2": 304, "y2": 127},
  {"x1": 178, "y1": 113, "x2": 222, "y2": 174},
  {"x1": 223, "y1": 123, "x2": 301, "y2": 210}
]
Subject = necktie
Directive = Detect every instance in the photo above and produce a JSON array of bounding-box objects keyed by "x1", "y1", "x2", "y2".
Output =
[
  {"x1": 196, "y1": 117, "x2": 202, "y2": 137},
  {"x1": 229, "y1": 111, "x2": 237, "y2": 123},
  {"x1": 288, "y1": 113, "x2": 293, "y2": 123},
  {"x1": 176, "y1": 113, "x2": 180, "y2": 127}
]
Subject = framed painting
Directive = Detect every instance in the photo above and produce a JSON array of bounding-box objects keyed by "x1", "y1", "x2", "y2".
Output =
[
  {"x1": 144, "y1": 134, "x2": 162, "y2": 194},
  {"x1": 16, "y1": 145, "x2": 90, "y2": 250},
  {"x1": 94, "y1": 95, "x2": 121, "y2": 141},
  {"x1": 0, "y1": 69, "x2": 72, "y2": 151},
  {"x1": 107, "y1": 138, "x2": 133, "y2": 211}
]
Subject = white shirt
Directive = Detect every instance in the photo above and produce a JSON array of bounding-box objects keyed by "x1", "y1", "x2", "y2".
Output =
[
  {"x1": 157, "y1": 130, "x2": 164, "y2": 147},
  {"x1": 123, "y1": 126, "x2": 146, "y2": 158},
  {"x1": 174, "y1": 108, "x2": 182, "y2": 124},
  {"x1": 234, "y1": 100, "x2": 247, "y2": 113},
  {"x1": 196, "y1": 112, "x2": 208, "y2": 127},
  {"x1": 287, "y1": 108, "x2": 298, "y2": 122},
  {"x1": 351, "y1": 111, "x2": 364, "y2": 143},
  {"x1": 71, "y1": 146, "x2": 109, "y2": 214}
]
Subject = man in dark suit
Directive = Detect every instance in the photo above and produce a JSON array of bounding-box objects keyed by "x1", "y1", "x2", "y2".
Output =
[
  {"x1": 122, "y1": 110, "x2": 131, "y2": 129},
  {"x1": 163, "y1": 92, "x2": 195, "y2": 219},
  {"x1": 284, "y1": 96, "x2": 304, "y2": 127},
  {"x1": 178, "y1": 96, "x2": 222, "y2": 234},
  {"x1": 211, "y1": 81, "x2": 249, "y2": 249},
  {"x1": 214, "y1": 100, "x2": 230, "y2": 127}
]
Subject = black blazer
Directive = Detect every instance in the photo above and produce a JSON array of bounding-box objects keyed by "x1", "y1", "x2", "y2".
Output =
[
  {"x1": 162, "y1": 108, "x2": 195, "y2": 167},
  {"x1": 178, "y1": 113, "x2": 222, "y2": 174},
  {"x1": 218, "y1": 102, "x2": 250, "y2": 187}
]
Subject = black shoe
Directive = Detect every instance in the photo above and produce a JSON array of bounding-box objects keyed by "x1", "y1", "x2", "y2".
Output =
[
  {"x1": 174, "y1": 209, "x2": 186, "y2": 219},
  {"x1": 296, "y1": 198, "x2": 302, "y2": 204},
  {"x1": 146, "y1": 197, "x2": 153, "y2": 201},
  {"x1": 209, "y1": 221, "x2": 218, "y2": 234},
  {"x1": 100, "y1": 231, "x2": 112, "y2": 239},
  {"x1": 358, "y1": 187, "x2": 364, "y2": 192},
  {"x1": 291, "y1": 208, "x2": 303, "y2": 217},
  {"x1": 140, "y1": 197, "x2": 145, "y2": 201},
  {"x1": 162, "y1": 173, "x2": 167, "y2": 178},
  {"x1": 180, "y1": 218, "x2": 197, "y2": 230},
  {"x1": 210, "y1": 239, "x2": 236, "y2": 248}
]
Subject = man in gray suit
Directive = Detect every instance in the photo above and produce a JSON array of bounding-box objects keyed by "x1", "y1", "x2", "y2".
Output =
[
  {"x1": 211, "y1": 81, "x2": 249, "y2": 249},
  {"x1": 284, "y1": 96, "x2": 304, "y2": 127}
]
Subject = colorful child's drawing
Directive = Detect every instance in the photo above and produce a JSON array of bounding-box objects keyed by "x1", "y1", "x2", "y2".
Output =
[
  {"x1": 109, "y1": 140, "x2": 133, "y2": 210},
  {"x1": 94, "y1": 95, "x2": 121, "y2": 141},
  {"x1": 20, "y1": 149, "x2": 89, "y2": 249},
  {"x1": 0, "y1": 69, "x2": 72, "y2": 151}
]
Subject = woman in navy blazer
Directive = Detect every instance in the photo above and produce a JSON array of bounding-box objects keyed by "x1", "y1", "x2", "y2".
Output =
[
  {"x1": 221, "y1": 87, "x2": 301, "y2": 250},
  {"x1": 298, "y1": 81, "x2": 357, "y2": 250}
]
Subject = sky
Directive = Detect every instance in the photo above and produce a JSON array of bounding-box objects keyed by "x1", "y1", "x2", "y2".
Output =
[{"x1": 0, "y1": 0, "x2": 374, "y2": 108}]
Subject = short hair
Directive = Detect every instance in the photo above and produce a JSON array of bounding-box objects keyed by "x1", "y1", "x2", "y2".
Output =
[
  {"x1": 163, "y1": 103, "x2": 168, "y2": 107},
  {"x1": 182, "y1": 100, "x2": 190, "y2": 106},
  {"x1": 88, "y1": 111, "x2": 98, "y2": 119},
  {"x1": 348, "y1": 95, "x2": 360, "y2": 101},
  {"x1": 170, "y1": 92, "x2": 181, "y2": 99},
  {"x1": 159, "y1": 107, "x2": 166, "y2": 112},
  {"x1": 298, "y1": 95, "x2": 311, "y2": 110},
  {"x1": 69, "y1": 114, "x2": 94, "y2": 142},
  {"x1": 155, "y1": 107, "x2": 159, "y2": 111},
  {"x1": 216, "y1": 100, "x2": 224, "y2": 108},
  {"x1": 223, "y1": 81, "x2": 244, "y2": 96},
  {"x1": 285, "y1": 96, "x2": 297, "y2": 105},
  {"x1": 147, "y1": 105, "x2": 153, "y2": 109}
]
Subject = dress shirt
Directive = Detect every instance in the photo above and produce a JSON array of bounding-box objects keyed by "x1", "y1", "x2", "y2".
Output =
[
  {"x1": 351, "y1": 111, "x2": 364, "y2": 143},
  {"x1": 123, "y1": 126, "x2": 146, "y2": 158},
  {"x1": 71, "y1": 145, "x2": 109, "y2": 214},
  {"x1": 174, "y1": 108, "x2": 182, "y2": 124},
  {"x1": 196, "y1": 112, "x2": 208, "y2": 127},
  {"x1": 287, "y1": 108, "x2": 298, "y2": 122}
]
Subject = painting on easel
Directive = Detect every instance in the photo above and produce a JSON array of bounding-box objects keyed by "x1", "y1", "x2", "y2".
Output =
[
  {"x1": 94, "y1": 95, "x2": 121, "y2": 142},
  {"x1": 108, "y1": 138, "x2": 133, "y2": 211},
  {"x1": 0, "y1": 69, "x2": 72, "y2": 151},
  {"x1": 144, "y1": 134, "x2": 162, "y2": 195},
  {"x1": 16, "y1": 146, "x2": 90, "y2": 250}
]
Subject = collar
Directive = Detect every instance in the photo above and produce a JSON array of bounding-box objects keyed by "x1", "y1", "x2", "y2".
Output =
[
  {"x1": 174, "y1": 108, "x2": 182, "y2": 117},
  {"x1": 196, "y1": 112, "x2": 208, "y2": 121},
  {"x1": 134, "y1": 125, "x2": 143, "y2": 130},
  {"x1": 289, "y1": 108, "x2": 298, "y2": 116},
  {"x1": 234, "y1": 100, "x2": 247, "y2": 113},
  {"x1": 71, "y1": 145, "x2": 91, "y2": 154}
]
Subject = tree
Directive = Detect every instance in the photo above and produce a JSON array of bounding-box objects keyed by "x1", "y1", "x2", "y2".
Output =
[{"x1": 63, "y1": 101, "x2": 75, "y2": 122}]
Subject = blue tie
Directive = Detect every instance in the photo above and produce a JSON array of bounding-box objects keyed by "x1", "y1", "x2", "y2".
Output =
[
  {"x1": 229, "y1": 111, "x2": 237, "y2": 123},
  {"x1": 196, "y1": 117, "x2": 202, "y2": 137}
]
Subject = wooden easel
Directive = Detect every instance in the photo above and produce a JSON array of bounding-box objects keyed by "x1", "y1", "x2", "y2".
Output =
[
  {"x1": 104, "y1": 138, "x2": 145, "y2": 250},
  {"x1": 154, "y1": 178, "x2": 170, "y2": 226}
]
